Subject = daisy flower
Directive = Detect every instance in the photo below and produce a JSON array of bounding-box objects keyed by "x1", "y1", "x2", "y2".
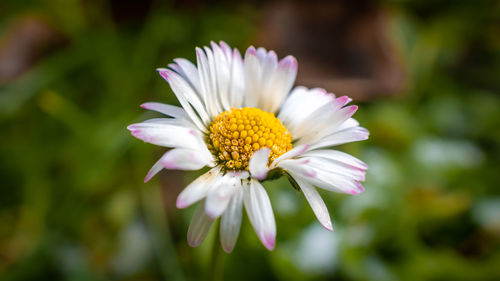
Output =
[{"x1": 128, "y1": 41, "x2": 368, "y2": 252}]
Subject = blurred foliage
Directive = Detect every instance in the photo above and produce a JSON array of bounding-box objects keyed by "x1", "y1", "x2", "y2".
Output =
[{"x1": 0, "y1": 0, "x2": 499, "y2": 281}]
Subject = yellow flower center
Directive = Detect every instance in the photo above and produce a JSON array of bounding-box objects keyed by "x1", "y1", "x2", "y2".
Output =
[{"x1": 207, "y1": 107, "x2": 293, "y2": 170}]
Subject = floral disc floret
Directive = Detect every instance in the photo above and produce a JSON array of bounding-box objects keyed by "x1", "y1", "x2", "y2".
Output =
[{"x1": 207, "y1": 107, "x2": 293, "y2": 170}]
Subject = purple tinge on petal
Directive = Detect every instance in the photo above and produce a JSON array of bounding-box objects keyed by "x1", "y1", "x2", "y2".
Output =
[
  {"x1": 333, "y1": 96, "x2": 352, "y2": 108},
  {"x1": 349, "y1": 189, "x2": 359, "y2": 195},
  {"x1": 298, "y1": 159, "x2": 317, "y2": 178},
  {"x1": 348, "y1": 182, "x2": 365, "y2": 195},
  {"x1": 355, "y1": 182, "x2": 365, "y2": 193},
  {"x1": 195, "y1": 47, "x2": 206, "y2": 60},
  {"x1": 313, "y1": 87, "x2": 327, "y2": 95},
  {"x1": 267, "y1": 50, "x2": 278, "y2": 62},
  {"x1": 219, "y1": 41, "x2": 231, "y2": 53},
  {"x1": 144, "y1": 167, "x2": 160, "y2": 183},
  {"x1": 278, "y1": 55, "x2": 297, "y2": 70},
  {"x1": 232, "y1": 49, "x2": 242, "y2": 60},
  {"x1": 176, "y1": 198, "x2": 188, "y2": 209},
  {"x1": 345, "y1": 105, "x2": 358, "y2": 116},
  {"x1": 168, "y1": 63, "x2": 182, "y2": 74},
  {"x1": 161, "y1": 158, "x2": 178, "y2": 169},
  {"x1": 156, "y1": 68, "x2": 169, "y2": 81},
  {"x1": 245, "y1": 46, "x2": 257, "y2": 57},
  {"x1": 129, "y1": 129, "x2": 144, "y2": 139},
  {"x1": 305, "y1": 168, "x2": 317, "y2": 178},
  {"x1": 263, "y1": 233, "x2": 275, "y2": 250}
]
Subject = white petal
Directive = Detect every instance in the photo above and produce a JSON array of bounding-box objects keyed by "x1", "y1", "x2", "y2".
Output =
[
  {"x1": 142, "y1": 118, "x2": 194, "y2": 127},
  {"x1": 140, "y1": 102, "x2": 188, "y2": 119},
  {"x1": 228, "y1": 49, "x2": 244, "y2": 108},
  {"x1": 158, "y1": 69, "x2": 209, "y2": 131},
  {"x1": 243, "y1": 179, "x2": 276, "y2": 250},
  {"x1": 243, "y1": 46, "x2": 297, "y2": 113},
  {"x1": 172, "y1": 58, "x2": 202, "y2": 94},
  {"x1": 205, "y1": 173, "x2": 240, "y2": 219},
  {"x1": 210, "y1": 41, "x2": 232, "y2": 111},
  {"x1": 243, "y1": 46, "x2": 261, "y2": 108},
  {"x1": 204, "y1": 46, "x2": 223, "y2": 112},
  {"x1": 176, "y1": 168, "x2": 220, "y2": 209},
  {"x1": 279, "y1": 159, "x2": 364, "y2": 195},
  {"x1": 278, "y1": 87, "x2": 336, "y2": 130},
  {"x1": 293, "y1": 103, "x2": 358, "y2": 145},
  {"x1": 271, "y1": 144, "x2": 310, "y2": 168},
  {"x1": 187, "y1": 201, "x2": 215, "y2": 247},
  {"x1": 258, "y1": 50, "x2": 278, "y2": 111},
  {"x1": 262, "y1": 55, "x2": 297, "y2": 113},
  {"x1": 127, "y1": 122, "x2": 205, "y2": 150},
  {"x1": 219, "y1": 41, "x2": 233, "y2": 61},
  {"x1": 196, "y1": 47, "x2": 221, "y2": 117},
  {"x1": 302, "y1": 149, "x2": 368, "y2": 170},
  {"x1": 291, "y1": 174, "x2": 333, "y2": 231},
  {"x1": 299, "y1": 156, "x2": 366, "y2": 181},
  {"x1": 308, "y1": 126, "x2": 369, "y2": 150},
  {"x1": 161, "y1": 148, "x2": 212, "y2": 171},
  {"x1": 338, "y1": 118, "x2": 359, "y2": 131},
  {"x1": 249, "y1": 148, "x2": 271, "y2": 180},
  {"x1": 220, "y1": 185, "x2": 243, "y2": 253}
]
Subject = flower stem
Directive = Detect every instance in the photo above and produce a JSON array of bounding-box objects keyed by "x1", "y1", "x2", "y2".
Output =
[{"x1": 207, "y1": 224, "x2": 224, "y2": 281}]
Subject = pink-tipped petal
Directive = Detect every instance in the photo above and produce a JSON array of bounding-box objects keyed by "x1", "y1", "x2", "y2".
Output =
[
  {"x1": 278, "y1": 55, "x2": 297, "y2": 70},
  {"x1": 245, "y1": 46, "x2": 257, "y2": 57},
  {"x1": 263, "y1": 233, "x2": 276, "y2": 250},
  {"x1": 333, "y1": 96, "x2": 352, "y2": 109},
  {"x1": 243, "y1": 179, "x2": 277, "y2": 251},
  {"x1": 157, "y1": 68, "x2": 169, "y2": 81},
  {"x1": 290, "y1": 174, "x2": 334, "y2": 231}
]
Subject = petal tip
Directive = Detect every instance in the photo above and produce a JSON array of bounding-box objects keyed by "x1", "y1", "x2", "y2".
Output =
[
  {"x1": 187, "y1": 239, "x2": 201, "y2": 248},
  {"x1": 176, "y1": 198, "x2": 188, "y2": 209},
  {"x1": 222, "y1": 245, "x2": 234, "y2": 253},
  {"x1": 245, "y1": 46, "x2": 257, "y2": 57},
  {"x1": 322, "y1": 221, "x2": 334, "y2": 231},
  {"x1": 279, "y1": 55, "x2": 298, "y2": 69},
  {"x1": 144, "y1": 172, "x2": 155, "y2": 183},
  {"x1": 262, "y1": 234, "x2": 275, "y2": 250},
  {"x1": 349, "y1": 105, "x2": 359, "y2": 114},
  {"x1": 157, "y1": 69, "x2": 169, "y2": 81}
]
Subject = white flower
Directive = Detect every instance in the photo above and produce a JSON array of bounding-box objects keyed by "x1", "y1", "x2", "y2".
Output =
[{"x1": 128, "y1": 41, "x2": 369, "y2": 252}]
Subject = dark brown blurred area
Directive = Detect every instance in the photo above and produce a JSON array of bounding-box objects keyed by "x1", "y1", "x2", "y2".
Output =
[
  {"x1": 0, "y1": 17, "x2": 65, "y2": 85},
  {"x1": 257, "y1": 0, "x2": 406, "y2": 100},
  {"x1": 0, "y1": 0, "x2": 405, "y2": 99}
]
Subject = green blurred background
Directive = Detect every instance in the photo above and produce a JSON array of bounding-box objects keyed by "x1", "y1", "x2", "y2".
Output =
[{"x1": 1, "y1": 0, "x2": 499, "y2": 280}]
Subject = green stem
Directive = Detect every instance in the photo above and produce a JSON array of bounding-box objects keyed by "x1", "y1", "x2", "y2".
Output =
[{"x1": 207, "y1": 224, "x2": 224, "y2": 281}]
